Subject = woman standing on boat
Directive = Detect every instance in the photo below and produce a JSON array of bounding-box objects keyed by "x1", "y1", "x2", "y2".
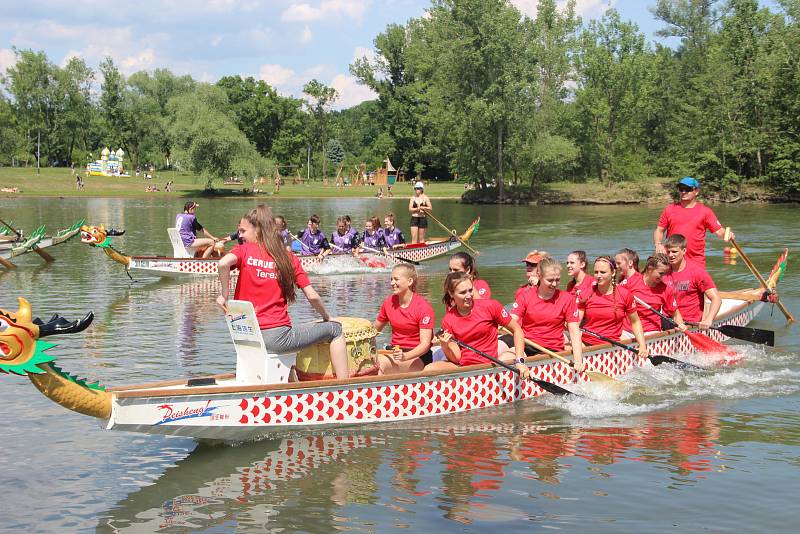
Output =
[
  {"x1": 623, "y1": 253, "x2": 688, "y2": 335},
  {"x1": 216, "y1": 205, "x2": 349, "y2": 379},
  {"x1": 373, "y1": 264, "x2": 435, "y2": 374},
  {"x1": 578, "y1": 256, "x2": 648, "y2": 360},
  {"x1": 176, "y1": 201, "x2": 220, "y2": 259},
  {"x1": 565, "y1": 250, "x2": 594, "y2": 298},
  {"x1": 427, "y1": 272, "x2": 529, "y2": 378},
  {"x1": 507, "y1": 256, "x2": 585, "y2": 371},
  {"x1": 408, "y1": 181, "x2": 432, "y2": 244},
  {"x1": 448, "y1": 251, "x2": 491, "y2": 299}
]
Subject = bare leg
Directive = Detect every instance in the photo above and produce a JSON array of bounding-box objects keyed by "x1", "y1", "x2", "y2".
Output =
[
  {"x1": 410, "y1": 226, "x2": 419, "y2": 244},
  {"x1": 377, "y1": 354, "x2": 424, "y2": 375},
  {"x1": 424, "y1": 360, "x2": 459, "y2": 372},
  {"x1": 330, "y1": 335, "x2": 349, "y2": 379},
  {"x1": 419, "y1": 227, "x2": 426, "y2": 243}
]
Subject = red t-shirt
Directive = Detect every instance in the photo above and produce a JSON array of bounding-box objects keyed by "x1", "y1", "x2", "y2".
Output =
[
  {"x1": 578, "y1": 284, "x2": 636, "y2": 346},
  {"x1": 441, "y1": 299, "x2": 512, "y2": 366},
  {"x1": 376, "y1": 293, "x2": 435, "y2": 348},
  {"x1": 231, "y1": 242, "x2": 310, "y2": 329},
  {"x1": 664, "y1": 261, "x2": 716, "y2": 323},
  {"x1": 566, "y1": 274, "x2": 596, "y2": 298},
  {"x1": 623, "y1": 279, "x2": 678, "y2": 333},
  {"x1": 512, "y1": 287, "x2": 578, "y2": 351},
  {"x1": 657, "y1": 202, "x2": 722, "y2": 266},
  {"x1": 473, "y1": 278, "x2": 492, "y2": 299}
]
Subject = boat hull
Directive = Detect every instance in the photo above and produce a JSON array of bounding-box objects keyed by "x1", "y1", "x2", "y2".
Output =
[
  {"x1": 102, "y1": 296, "x2": 764, "y2": 441},
  {"x1": 123, "y1": 237, "x2": 462, "y2": 277}
]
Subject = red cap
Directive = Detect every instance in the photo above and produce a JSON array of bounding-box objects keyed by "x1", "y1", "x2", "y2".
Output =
[{"x1": 520, "y1": 252, "x2": 543, "y2": 263}]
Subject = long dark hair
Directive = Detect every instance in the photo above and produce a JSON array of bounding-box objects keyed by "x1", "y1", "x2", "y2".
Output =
[
  {"x1": 243, "y1": 204, "x2": 298, "y2": 304},
  {"x1": 451, "y1": 251, "x2": 479, "y2": 279}
]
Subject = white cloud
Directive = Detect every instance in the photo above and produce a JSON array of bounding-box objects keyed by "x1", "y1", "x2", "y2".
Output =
[
  {"x1": 300, "y1": 25, "x2": 313, "y2": 44},
  {"x1": 0, "y1": 48, "x2": 17, "y2": 73},
  {"x1": 330, "y1": 73, "x2": 376, "y2": 109},
  {"x1": 510, "y1": 0, "x2": 614, "y2": 18},
  {"x1": 59, "y1": 49, "x2": 83, "y2": 67},
  {"x1": 281, "y1": 0, "x2": 372, "y2": 23},
  {"x1": 258, "y1": 63, "x2": 298, "y2": 87},
  {"x1": 120, "y1": 49, "x2": 156, "y2": 72},
  {"x1": 210, "y1": 35, "x2": 224, "y2": 47},
  {"x1": 352, "y1": 45, "x2": 376, "y2": 63}
]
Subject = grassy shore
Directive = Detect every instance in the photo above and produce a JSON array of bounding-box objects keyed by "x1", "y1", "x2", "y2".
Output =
[
  {"x1": 0, "y1": 166, "x2": 779, "y2": 204},
  {"x1": 0, "y1": 167, "x2": 465, "y2": 199}
]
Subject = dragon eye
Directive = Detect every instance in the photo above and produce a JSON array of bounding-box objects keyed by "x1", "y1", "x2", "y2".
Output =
[{"x1": 0, "y1": 319, "x2": 8, "y2": 333}]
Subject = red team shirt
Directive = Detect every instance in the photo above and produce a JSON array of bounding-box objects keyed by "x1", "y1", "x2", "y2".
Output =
[
  {"x1": 657, "y1": 203, "x2": 722, "y2": 266},
  {"x1": 473, "y1": 279, "x2": 492, "y2": 299},
  {"x1": 623, "y1": 279, "x2": 678, "y2": 332},
  {"x1": 441, "y1": 299, "x2": 512, "y2": 366},
  {"x1": 231, "y1": 242, "x2": 310, "y2": 329},
  {"x1": 566, "y1": 274, "x2": 596, "y2": 298},
  {"x1": 512, "y1": 287, "x2": 579, "y2": 351},
  {"x1": 376, "y1": 293, "x2": 435, "y2": 348},
  {"x1": 664, "y1": 261, "x2": 716, "y2": 323},
  {"x1": 578, "y1": 284, "x2": 636, "y2": 345}
]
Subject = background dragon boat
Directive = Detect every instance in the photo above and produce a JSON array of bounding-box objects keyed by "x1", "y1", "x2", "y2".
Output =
[
  {"x1": 0, "y1": 218, "x2": 84, "y2": 269},
  {"x1": 80, "y1": 218, "x2": 479, "y2": 277},
  {"x1": 0, "y1": 283, "x2": 778, "y2": 442}
]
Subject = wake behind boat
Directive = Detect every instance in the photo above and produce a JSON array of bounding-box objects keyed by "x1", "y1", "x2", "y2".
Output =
[
  {"x1": 79, "y1": 218, "x2": 479, "y2": 277},
  {"x1": 0, "y1": 286, "x2": 774, "y2": 442}
]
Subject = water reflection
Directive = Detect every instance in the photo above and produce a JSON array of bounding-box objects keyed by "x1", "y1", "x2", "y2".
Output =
[{"x1": 98, "y1": 402, "x2": 737, "y2": 531}]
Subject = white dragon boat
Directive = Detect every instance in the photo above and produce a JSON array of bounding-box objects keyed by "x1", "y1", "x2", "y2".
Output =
[
  {"x1": 0, "y1": 219, "x2": 84, "y2": 268},
  {"x1": 0, "y1": 285, "x2": 778, "y2": 442},
  {"x1": 79, "y1": 219, "x2": 479, "y2": 277}
]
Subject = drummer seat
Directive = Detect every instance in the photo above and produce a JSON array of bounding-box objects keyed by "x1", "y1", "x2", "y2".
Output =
[{"x1": 167, "y1": 227, "x2": 196, "y2": 258}]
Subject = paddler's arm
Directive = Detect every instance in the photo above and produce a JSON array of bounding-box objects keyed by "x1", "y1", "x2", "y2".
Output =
[
  {"x1": 713, "y1": 227, "x2": 734, "y2": 241},
  {"x1": 627, "y1": 311, "x2": 649, "y2": 360},
  {"x1": 566, "y1": 321, "x2": 584, "y2": 372},
  {"x1": 653, "y1": 226, "x2": 666, "y2": 255},
  {"x1": 215, "y1": 252, "x2": 237, "y2": 312},
  {"x1": 402, "y1": 329, "x2": 433, "y2": 361},
  {"x1": 302, "y1": 285, "x2": 334, "y2": 322},
  {"x1": 700, "y1": 287, "x2": 722, "y2": 330},
  {"x1": 671, "y1": 308, "x2": 688, "y2": 332}
]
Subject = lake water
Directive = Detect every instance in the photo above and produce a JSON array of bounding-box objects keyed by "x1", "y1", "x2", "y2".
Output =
[{"x1": 1, "y1": 196, "x2": 798, "y2": 532}]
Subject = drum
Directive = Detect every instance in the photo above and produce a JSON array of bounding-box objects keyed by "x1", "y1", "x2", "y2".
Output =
[{"x1": 295, "y1": 317, "x2": 378, "y2": 381}]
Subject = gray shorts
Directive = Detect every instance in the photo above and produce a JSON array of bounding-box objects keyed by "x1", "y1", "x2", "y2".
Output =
[{"x1": 261, "y1": 321, "x2": 343, "y2": 354}]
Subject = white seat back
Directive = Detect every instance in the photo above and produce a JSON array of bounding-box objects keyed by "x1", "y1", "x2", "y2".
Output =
[
  {"x1": 167, "y1": 227, "x2": 195, "y2": 258},
  {"x1": 225, "y1": 300, "x2": 296, "y2": 384}
]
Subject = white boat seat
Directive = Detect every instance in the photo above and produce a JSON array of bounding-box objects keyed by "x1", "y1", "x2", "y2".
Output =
[
  {"x1": 225, "y1": 300, "x2": 296, "y2": 384},
  {"x1": 167, "y1": 227, "x2": 196, "y2": 258}
]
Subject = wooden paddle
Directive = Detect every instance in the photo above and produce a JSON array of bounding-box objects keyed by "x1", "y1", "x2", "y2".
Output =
[
  {"x1": 724, "y1": 228, "x2": 794, "y2": 323},
  {"x1": 633, "y1": 295, "x2": 772, "y2": 348},
  {"x1": 580, "y1": 327, "x2": 700, "y2": 368},
  {"x1": 0, "y1": 217, "x2": 21, "y2": 239},
  {"x1": 499, "y1": 326, "x2": 620, "y2": 385},
  {"x1": 437, "y1": 330, "x2": 578, "y2": 396},
  {"x1": 419, "y1": 208, "x2": 480, "y2": 256}
]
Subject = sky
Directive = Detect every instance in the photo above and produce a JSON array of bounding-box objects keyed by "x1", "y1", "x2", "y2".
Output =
[{"x1": 0, "y1": 1, "x2": 693, "y2": 109}]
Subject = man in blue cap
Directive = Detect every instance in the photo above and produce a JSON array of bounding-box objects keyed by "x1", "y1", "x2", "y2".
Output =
[{"x1": 653, "y1": 177, "x2": 733, "y2": 267}]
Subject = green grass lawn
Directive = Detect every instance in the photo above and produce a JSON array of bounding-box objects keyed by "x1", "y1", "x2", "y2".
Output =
[{"x1": 0, "y1": 167, "x2": 466, "y2": 199}]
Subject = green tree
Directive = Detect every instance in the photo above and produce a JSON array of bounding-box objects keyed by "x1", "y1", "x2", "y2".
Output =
[
  {"x1": 326, "y1": 138, "x2": 345, "y2": 166},
  {"x1": 303, "y1": 79, "x2": 338, "y2": 180}
]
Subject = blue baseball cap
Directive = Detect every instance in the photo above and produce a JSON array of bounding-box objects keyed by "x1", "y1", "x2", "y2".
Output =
[{"x1": 678, "y1": 176, "x2": 699, "y2": 188}]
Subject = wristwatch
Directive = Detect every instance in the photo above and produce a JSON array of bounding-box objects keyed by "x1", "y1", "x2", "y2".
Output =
[{"x1": 516, "y1": 357, "x2": 525, "y2": 364}]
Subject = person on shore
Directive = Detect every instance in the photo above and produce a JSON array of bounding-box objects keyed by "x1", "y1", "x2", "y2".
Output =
[
  {"x1": 506, "y1": 256, "x2": 584, "y2": 370},
  {"x1": 408, "y1": 181, "x2": 432, "y2": 244},
  {"x1": 373, "y1": 264, "x2": 435, "y2": 374},
  {"x1": 176, "y1": 201, "x2": 220, "y2": 259},
  {"x1": 515, "y1": 250, "x2": 549, "y2": 300},
  {"x1": 624, "y1": 253, "x2": 687, "y2": 335},
  {"x1": 331, "y1": 216, "x2": 360, "y2": 254},
  {"x1": 359, "y1": 216, "x2": 385, "y2": 251},
  {"x1": 216, "y1": 205, "x2": 349, "y2": 379},
  {"x1": 448, "y1": 251, "x2": 491, "y2": 299},
  {"x1": 382, "y1": 214, "x2": 405, "y2": 249},
  {"x1": 654, "y1": 177, "x2": 733, "y2": 267},
  {"x1": 296, "y1": 214, "x2": 330, "y2": 258},
  {"x1": 663, "y1": 234, "x2": 722, "y2": 329},
  {"x1": 426, "y1": 272, "x2": 529, "y2": 378},
  {"x1": 578, "y1": 256, "x2": 648, "y2": 360},
  {"x1": 565, "y1": 250, "x2": 594, "y2": 298}
]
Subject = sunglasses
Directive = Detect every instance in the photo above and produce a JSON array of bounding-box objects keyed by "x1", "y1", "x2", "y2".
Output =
[
  {"x1": 677, "y1": 186, "x2": 695, "y2": 193},
  {"x1": 525, "y1": 262, "x2": 538, "y2": 268}
]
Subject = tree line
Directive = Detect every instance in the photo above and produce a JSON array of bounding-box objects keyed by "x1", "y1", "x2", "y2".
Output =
[{"x1": 2, "y1": 0, "x2": 799, "y2": 198}]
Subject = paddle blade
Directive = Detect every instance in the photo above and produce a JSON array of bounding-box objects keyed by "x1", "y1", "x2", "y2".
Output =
[
  {"x1": 649, "y1": 355, "x2": 702, "y2": 370},
  {"x1": 716, "y1": 324, "x2": 775, "y2": 346},
  {"x1": 686, "y1": 332, "x2": 742, "y2": 364},
  {"x1": 532, "y1": 378, "x2": 576, "y2": 396}
]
